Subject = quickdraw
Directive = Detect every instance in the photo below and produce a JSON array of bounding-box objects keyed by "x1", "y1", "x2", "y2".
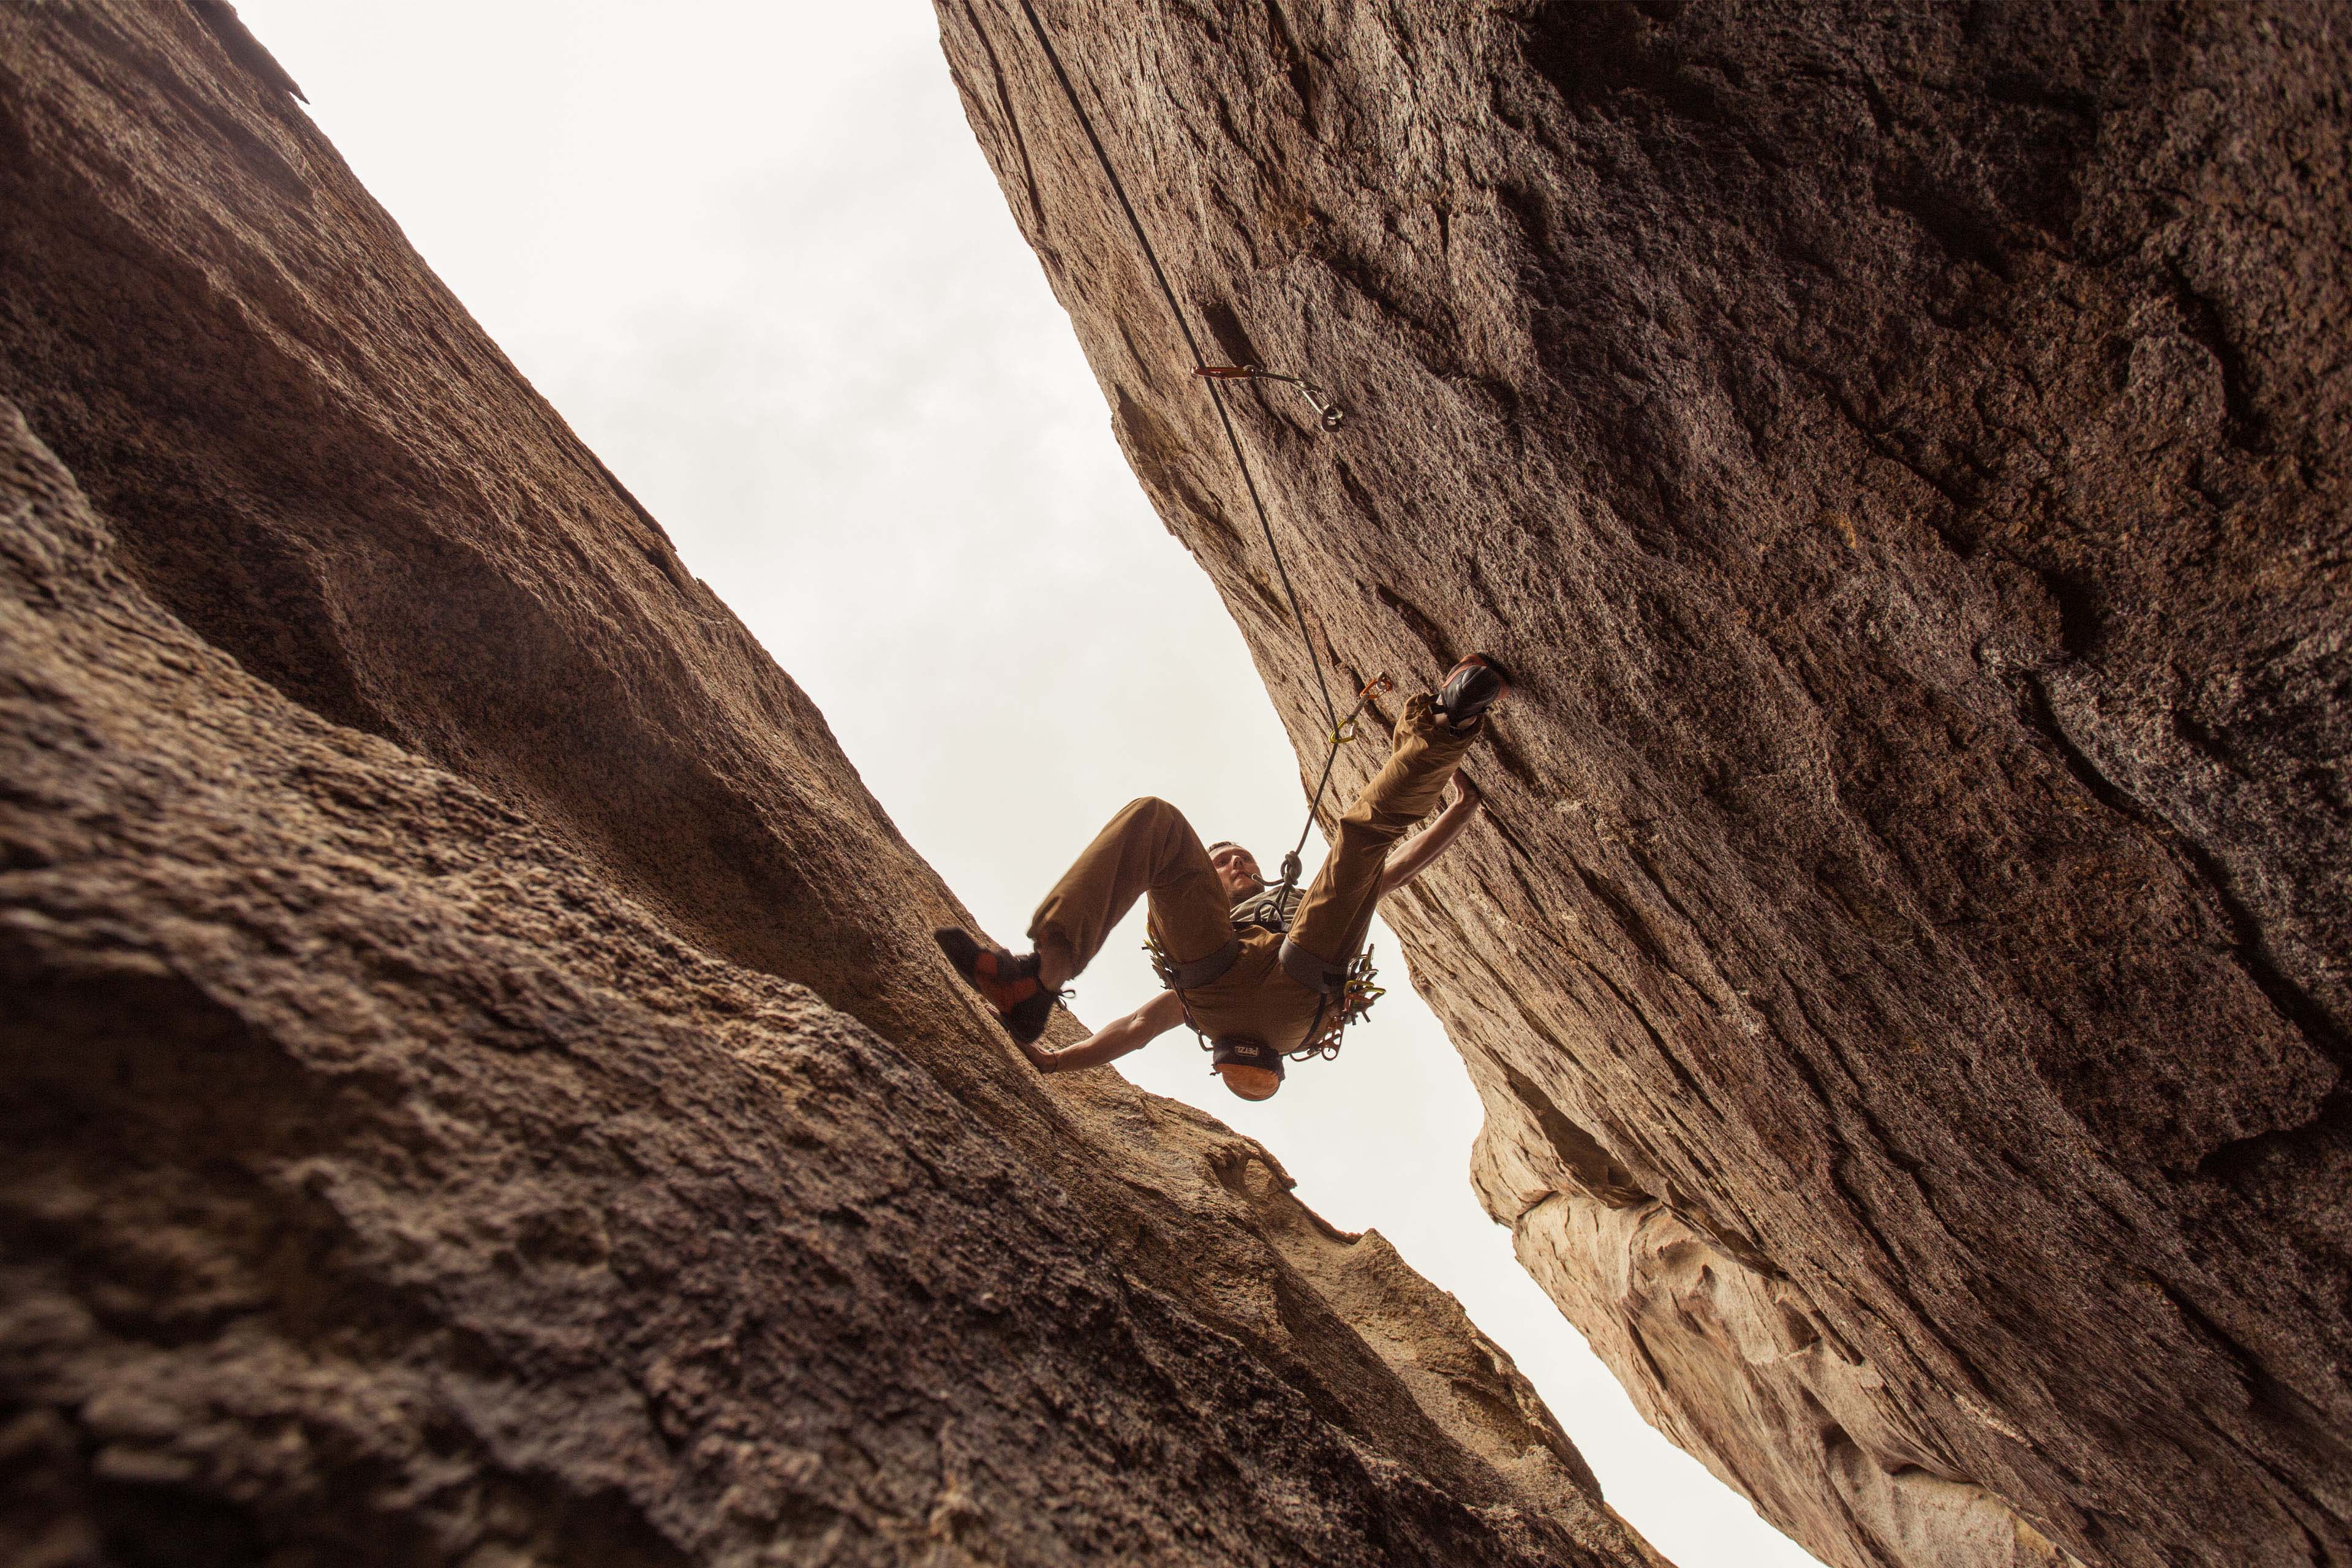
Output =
[
  {"x1": 1271, "y1": 673, "x2": 1395, "y2": 900},
  {"x1": 1194, "y1": 364, "x2": 1346, "y2": 431},
  {"x1": 1296, "y1": 946, "x2": 1386, "y2": 1061}
]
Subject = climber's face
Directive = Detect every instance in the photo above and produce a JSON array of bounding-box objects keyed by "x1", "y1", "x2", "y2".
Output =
[{"x1": 1208, "y1": 842, "x2": 1262, "y2": 903}]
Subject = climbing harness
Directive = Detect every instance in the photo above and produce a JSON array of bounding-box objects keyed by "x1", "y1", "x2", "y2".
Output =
[
  {"x1": 1194, "y1": 364, "x2": 1345, "y2": 430},
  {"x1": 1150, "y1": 932, "x2": 1240, "y2": 992},
  {"x1": 1144, "y1": 925, "x2": 1384, "y2": 1090},
  {"x1": 1012, "y1": 0, "x2": 1397, "y2": 1074}
]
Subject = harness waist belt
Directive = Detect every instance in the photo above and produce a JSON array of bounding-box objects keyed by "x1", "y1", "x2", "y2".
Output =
[
  {"x1": 1278, "y1": 935, "x2": 1351, "y2": 997},
  {"x1": 1162, "y1": 935, "x2": 1241, "y2": 990}
]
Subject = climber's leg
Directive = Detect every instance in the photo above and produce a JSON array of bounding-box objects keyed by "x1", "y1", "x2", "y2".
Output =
[
  {"x1": 1027, "y1": 796, "x2": 1234, "y2": 987},
  {"x1": 938, "y1": 797, "x2": 1232, "y2": 1046},
  {"x1": 1287, "y1": 692, "x2": 1480, "y2": 968}
]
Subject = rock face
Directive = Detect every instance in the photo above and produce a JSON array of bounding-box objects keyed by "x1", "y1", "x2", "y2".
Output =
[
  {"x1": 0, "y1": 5, "x2": 1667, "y2": 1566},
  {"x1": 933, "y1": 2, "x2": 2350, "y2": 1566}
]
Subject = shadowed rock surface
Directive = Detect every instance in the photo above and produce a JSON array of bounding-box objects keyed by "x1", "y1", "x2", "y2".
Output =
[
  {"x1": 0, "y1": 4, "x2": 1668, "y2": 1565},
  {"x1": 933, "y1": 2, "x2": 2350, "y2": 1566}
]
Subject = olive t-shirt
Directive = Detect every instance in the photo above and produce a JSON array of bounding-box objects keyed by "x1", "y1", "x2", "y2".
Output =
[{"x1": 1227, "y1": 883, "x2": 1303, "y2": 934}]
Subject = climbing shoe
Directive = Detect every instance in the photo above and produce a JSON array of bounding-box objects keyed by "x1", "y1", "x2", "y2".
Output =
[
  {"x1": 934, "y1": 927, "x2": 1060, "y2": 1045},
  {"x1": 1434, "y1": 653, "x2": 1513, "y2": 731}
]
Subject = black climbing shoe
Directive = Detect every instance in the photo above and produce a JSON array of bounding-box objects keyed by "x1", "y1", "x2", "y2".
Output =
[
  {"x1": 934, "y1": 927, "x2": 1060, "y2": 1045},
  {"x1": 1434, "y1": 653, "x2": 1513, "y2": 731}
]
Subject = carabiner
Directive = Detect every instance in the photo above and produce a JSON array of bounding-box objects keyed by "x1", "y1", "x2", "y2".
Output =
[{"x1": 1193, "y1": 363, "x2": 1346, "y2": 431}]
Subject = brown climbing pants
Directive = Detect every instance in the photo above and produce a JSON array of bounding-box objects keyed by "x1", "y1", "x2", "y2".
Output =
[{"x1": 1027, "y1": 693, "x2": 1476, "y2": 1051}]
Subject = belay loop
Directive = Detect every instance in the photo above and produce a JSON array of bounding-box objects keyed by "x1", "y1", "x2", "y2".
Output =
[{"x1": 1194, "y1": 364, "x2": 1346, "y2": 431}]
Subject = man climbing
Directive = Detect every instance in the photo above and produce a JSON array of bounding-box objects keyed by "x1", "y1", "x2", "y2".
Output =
[{"x1": 933, "y1": 654, "x2": 1510, "y2": 1100}]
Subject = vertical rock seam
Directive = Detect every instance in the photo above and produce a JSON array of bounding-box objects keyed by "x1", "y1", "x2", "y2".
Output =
[
  {"x1": 0, "y1": 2, "x2": 1668, "y2": 1565},
  {"x1": 931, "y1": 1, "x2": 2349, "y2": 1566}
]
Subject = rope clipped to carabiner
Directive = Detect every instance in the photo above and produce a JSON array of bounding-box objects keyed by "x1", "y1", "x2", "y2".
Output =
[
  {"x1": 1009, "y1": 0, "x2": 1344, "y2": 742},
  {"x1": 1194, "y1": 364, "x2": 1346, "y2": 431},
  {"x1": 1269, "y1": 673, "x2": 1395, "y2": 900}
]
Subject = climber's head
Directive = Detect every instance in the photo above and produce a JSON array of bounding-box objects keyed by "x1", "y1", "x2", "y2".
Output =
[
  {"x1": 1207, "y1": 840, "x2": 1261, "y2": 903},
  {"x1": 1211, "y1": 1035, "x2": 1284, "y2": 1102}
]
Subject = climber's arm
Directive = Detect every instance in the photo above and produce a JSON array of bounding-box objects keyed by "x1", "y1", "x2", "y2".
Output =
[
  {"x1": 1023, "y1": 989, "x2": 1188, "y2": 1074},
  {"x1": 1375, "y1": 774, "x2": 1483, "y2": 900}
]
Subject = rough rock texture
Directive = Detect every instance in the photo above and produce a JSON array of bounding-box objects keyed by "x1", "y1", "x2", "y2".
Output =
[
  {"x1": 0, "y1": 4, "x2": 1668, "y2": 1566},
  {"x1": 933, "y1": 3, "x2": 2351, "y2": 1567}
]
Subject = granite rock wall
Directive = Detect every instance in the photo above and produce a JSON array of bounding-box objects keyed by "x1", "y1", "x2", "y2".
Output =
[
  {"x1": 933, "y1": 2, "x2": 2351, "y2": 1564},
  {"x1": 0, "y1": 4, "x2": 1665, "y2": 1564}
]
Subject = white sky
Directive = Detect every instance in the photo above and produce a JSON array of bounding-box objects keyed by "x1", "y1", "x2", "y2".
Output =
[{"x1": 228, "y1": 6, "x2": 1819, "y2": 1564}]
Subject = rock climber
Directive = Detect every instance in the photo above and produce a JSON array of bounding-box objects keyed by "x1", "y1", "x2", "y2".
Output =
[{"x1": 934, "y1": 655, "x2": 1510, "y2": 1101}]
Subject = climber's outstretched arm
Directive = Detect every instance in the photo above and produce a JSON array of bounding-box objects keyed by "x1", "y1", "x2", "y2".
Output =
[
  {"x1": 1375, "y1": 774, "x2": 1483, "y2": 900},
  {"x1": 1023, "y1": 988, "x2": 1187, "y2": 1074}
]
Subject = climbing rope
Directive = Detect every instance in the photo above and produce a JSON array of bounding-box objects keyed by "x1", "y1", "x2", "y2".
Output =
[
  {"x1": 1012, "y1": 0, "x2": 1404, "y2": 1063},
  {"x1": 1278, "y1": 671, "x2": 1393, "y2": 892},
  {"x1": 1010, "y1": 0, "x2": 1378, "y2": 919},
  {"x1": 1009, "y1": 0, "x2": 1339, "y2": 746}
]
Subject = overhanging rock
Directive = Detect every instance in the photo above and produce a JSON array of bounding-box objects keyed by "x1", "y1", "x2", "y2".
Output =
[{"x1": 933, "y1": 2, "x2": 2351, "y2": 1566}]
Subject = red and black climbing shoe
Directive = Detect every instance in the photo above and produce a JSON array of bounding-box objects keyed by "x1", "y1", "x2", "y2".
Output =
[
  {"x1": 1434, "y1": 653, "x2": 1513, "y2": 731},
  {"x1": 934, "y1": 927, "x2": 1061, "y2": 1045}
]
